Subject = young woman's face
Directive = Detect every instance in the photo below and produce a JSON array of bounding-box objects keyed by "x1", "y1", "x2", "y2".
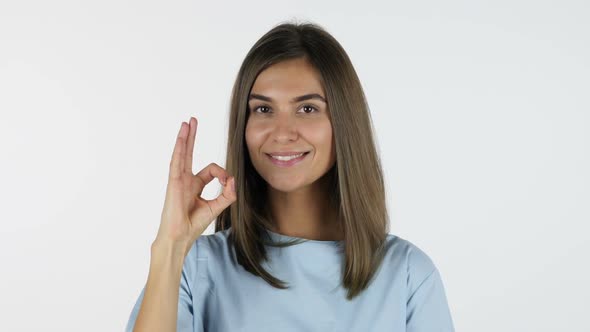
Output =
[{"x1": 245, "y1": 57, "x2": 336, "y2": 193}]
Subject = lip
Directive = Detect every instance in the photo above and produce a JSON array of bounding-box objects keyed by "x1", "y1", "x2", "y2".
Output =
[
  {"x1": 267, "y1": 151, "x2": 309, "y2": 156},
  {"x1": 266, "y1": 151, "x2": 310, "y2": 167}
]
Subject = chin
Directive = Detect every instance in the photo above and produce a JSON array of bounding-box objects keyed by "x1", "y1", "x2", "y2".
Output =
[{"x1": 266, "y1": 177, "x2": 309, "y2": 193}]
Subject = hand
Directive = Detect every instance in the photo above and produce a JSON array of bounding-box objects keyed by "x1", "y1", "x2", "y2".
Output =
[{"x1": 153, "y1": 117, "x2": 236, "y2": 256}]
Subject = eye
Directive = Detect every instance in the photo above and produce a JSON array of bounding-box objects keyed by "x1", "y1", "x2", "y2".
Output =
[
  {"x1": 252, "y1": 105, "x2": 271, "y2": 114},
  {"x1": 298, "y1": 105, "x2": 319, "y2": 114},
  {"x1": 251, "y1": 104, "x2": 319, "y2": 114}
]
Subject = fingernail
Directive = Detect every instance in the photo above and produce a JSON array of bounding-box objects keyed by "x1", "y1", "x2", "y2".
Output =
[{"x1": 232, "y1": 177, "x2": 236, "y2": 193}]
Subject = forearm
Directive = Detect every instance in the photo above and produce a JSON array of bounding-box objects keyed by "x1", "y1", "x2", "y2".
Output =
[{"x1": 133, "y1": 241, "x2": 188, "y2": 332}]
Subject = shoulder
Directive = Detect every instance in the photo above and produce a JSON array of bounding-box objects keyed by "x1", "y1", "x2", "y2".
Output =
[
  {"x1": 382, "y1": 233, "x2": 439, "y2": 293},
  {"x1": 184, "y1": 227, "x2": 232, "y2": 255},
  {"x1": 183, "y1": 228, "x2": 234, "y2": 277},
  {"x1": 188, "y1": 229, "x2": 230, "y2": 259},
  {"x1": 386, "y1": 235, "x2": 455, "y2": 329}
]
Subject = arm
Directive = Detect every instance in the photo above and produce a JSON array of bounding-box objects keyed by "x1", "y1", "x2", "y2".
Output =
[
  {"x1": 126, "y1": 118, "x2": 235, "y2": 331},
  {"x1": 130, "y1": 241, "x2": 191, "y2": 332},
  {"x1": 406, "y1": 268, "x2": 455, "y2": 332}
]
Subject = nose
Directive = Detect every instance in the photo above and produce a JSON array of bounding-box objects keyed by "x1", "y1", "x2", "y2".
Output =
[{"x1": 272, "y1": 111, "x2": 298, "y2": 143}]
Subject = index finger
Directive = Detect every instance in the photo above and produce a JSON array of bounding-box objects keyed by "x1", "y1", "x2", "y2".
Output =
[{"x1": 194, "y1": 163, "x2": 230, "y2": 195}]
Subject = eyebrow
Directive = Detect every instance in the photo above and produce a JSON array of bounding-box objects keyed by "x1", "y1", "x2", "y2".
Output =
[{"x1": 248, "y1": 93, "x2": 327, "y2": 104}]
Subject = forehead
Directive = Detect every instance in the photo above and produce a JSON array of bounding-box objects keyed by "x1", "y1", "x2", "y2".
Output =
[{"x1": 250, "y1": 58, "x2": 325, "y2": 98}]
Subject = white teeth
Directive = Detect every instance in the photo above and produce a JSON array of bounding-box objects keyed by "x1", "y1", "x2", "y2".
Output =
[{"x1": 271, "y1": 153, "x2": 305, "y2": 161}]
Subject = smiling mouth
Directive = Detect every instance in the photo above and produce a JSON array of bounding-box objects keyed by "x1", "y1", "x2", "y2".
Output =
[
  {"x1": 265, "y1": 151, "x2": 310, "y2": 167},
  {"x1": 266, "y1": 151, "x2": 310, "y2": 160}
]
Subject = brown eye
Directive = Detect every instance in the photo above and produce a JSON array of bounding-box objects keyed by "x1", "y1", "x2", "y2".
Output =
[
  {"x1": 299, "y1": 105, "x2": 318, "y2": 114},
  {"x1": 253, "y1": 106, "x2": 271, "y2": 113}
]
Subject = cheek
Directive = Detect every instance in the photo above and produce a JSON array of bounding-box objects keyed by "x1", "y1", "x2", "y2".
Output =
[
  {"x1": 245, "y1": 121, "x2": 266, "y2": 152},
  {"x1": 244, "y1": 123, "x2": 254, "y2": 153},
  {"x1": 304, "y1": 121, "x2": 333, "y2": 150}
]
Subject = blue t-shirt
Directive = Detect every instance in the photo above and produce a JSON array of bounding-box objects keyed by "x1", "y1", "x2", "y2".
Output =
[{"x1": 125, "y1": 227, "x2": 455, "y2": 331}]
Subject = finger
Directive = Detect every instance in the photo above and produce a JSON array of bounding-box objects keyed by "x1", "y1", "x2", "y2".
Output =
[
  {"x1": 169, "y1": 122, "x2": 188, "y2": 180},
  {"x1": 194, "y1": 163, "x2": 230, "y2": 195},
  {"x1": 206, "y1": 176, "x2": 237, "y2": 218},
  {"x1": 185, "y1": 117, "x2": 197, "y2": 174}
]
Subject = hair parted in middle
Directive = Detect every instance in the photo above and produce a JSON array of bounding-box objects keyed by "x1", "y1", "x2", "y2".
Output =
[{"x1": 215, "y1": 20, "x2": 390, "y2": 301}]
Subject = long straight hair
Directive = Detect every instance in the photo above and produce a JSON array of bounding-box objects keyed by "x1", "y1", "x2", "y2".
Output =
[{"x1": 215, "y1": 20, "x2": 389, "y2": 300}]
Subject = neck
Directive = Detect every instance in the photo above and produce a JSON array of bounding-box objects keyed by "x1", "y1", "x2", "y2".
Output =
[{"x1": 267, "y1": 175, "x2": 342, "y2": 241}]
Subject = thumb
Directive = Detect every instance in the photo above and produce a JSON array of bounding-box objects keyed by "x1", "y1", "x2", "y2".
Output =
[{"x1": 205, "y1": 176, "x2": 237, "y2": 218}]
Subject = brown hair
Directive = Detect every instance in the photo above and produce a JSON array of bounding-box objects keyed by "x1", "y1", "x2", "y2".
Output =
[{"x1": 215, "y1": 20, "x2": 389, "y2": 300}]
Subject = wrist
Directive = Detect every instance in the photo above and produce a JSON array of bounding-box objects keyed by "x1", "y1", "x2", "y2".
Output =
[
  {"x1": 151, "y1": 235, "x2": 189, "y2": 252},
  {"x1": 150, "y1": 239, "x2": 188, "y2": 266}
]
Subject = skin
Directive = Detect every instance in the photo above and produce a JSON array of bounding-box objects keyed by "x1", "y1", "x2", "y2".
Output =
[
  {"x1": 134, "y1": 118, "x2": 237, "y2": 331},
  {"x1": 245, "y1": 57, "x2": 343, "y2": 241},
  {"x1": 132, "y1": 57, "x2": 344, "y2": 331}
]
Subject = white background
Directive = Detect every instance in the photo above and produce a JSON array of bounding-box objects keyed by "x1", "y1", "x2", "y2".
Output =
[{"x1": 1, "y1": 1, "x2": 588, "y2": 331}]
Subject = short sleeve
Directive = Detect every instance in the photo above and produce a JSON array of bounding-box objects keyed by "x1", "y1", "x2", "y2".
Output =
[
  {"x1": 406, "y1": 267, "x2": 455, "y2": 332},
  {"x1": 125, "y1": 239, "x2": 206, "y2": 332}
]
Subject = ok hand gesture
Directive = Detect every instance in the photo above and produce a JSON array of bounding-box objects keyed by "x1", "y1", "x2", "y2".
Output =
[{"x1": 153, "y1": 117, "x2": 236, "y2": 257}]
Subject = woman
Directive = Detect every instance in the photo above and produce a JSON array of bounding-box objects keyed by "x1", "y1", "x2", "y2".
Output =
[{"x1": 126, "y1": 21, "x2": 455, "y2": 332}]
